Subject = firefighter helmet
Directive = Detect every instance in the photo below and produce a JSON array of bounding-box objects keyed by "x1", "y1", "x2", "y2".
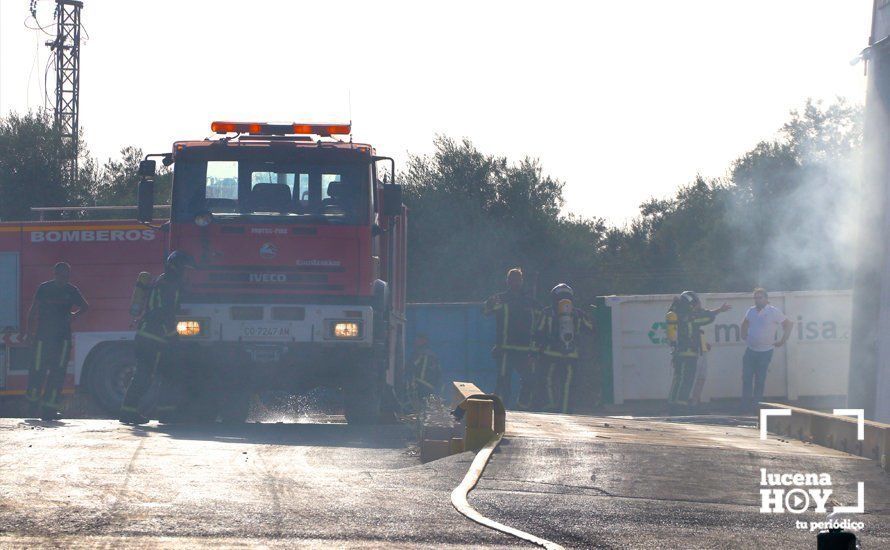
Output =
[
  {"x1": 165, "y1": 251, "x2": 195, "y2": 271},
  {"x1": 679, "y1": 290, "x2": 700, "y2": 305},
  {"x1": 550, "y1": 283, "x2": 574, "y2": 300}
]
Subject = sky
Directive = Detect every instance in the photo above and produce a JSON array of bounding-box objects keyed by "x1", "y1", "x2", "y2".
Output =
[{"x1": 0, "y1": 0, "x2": 874, "y2": 225}]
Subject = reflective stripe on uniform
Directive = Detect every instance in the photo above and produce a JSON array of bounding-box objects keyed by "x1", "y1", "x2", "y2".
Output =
[
  {"x1": 59, "y1": 340, "x2": 70, "y2": 369},
  {"x1": 33, "y1": 341, "x2": 43, "y2": 371},
  {"x1": 542, "y1": 349, "x2": 579, "y2": 359},
  {"x1": 41, "y1": 340, "x2": 70, "y2": 410},
  {"x1": 562, "y1": 365, "x2": 574, "y2": 413},
  {"x1": 414, "y1": 355, "x2": 435, "y2": 391},
  {"x1": 41, "y1": 391, "x2": 61, "y2": 410},
  {"x1": 137, "y1": 330, "x2": 168, "y2": 344},
  {"x1": 26, "y1": 341, "x2": 44, "y2": 403},
  {"x1": 501, "y1": 303, "x2": 510, "y2": 347},
  {"x1": 500, "y1": 344, "x2": 533, "y2": 352},
  {"x1": 546, "y1": 364, "x2": 556, "y2": 408}
]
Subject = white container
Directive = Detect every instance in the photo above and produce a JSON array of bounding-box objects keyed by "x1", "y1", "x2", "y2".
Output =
[{"x1": 603, "y1": 291, "x2": 852, "y2": 404}]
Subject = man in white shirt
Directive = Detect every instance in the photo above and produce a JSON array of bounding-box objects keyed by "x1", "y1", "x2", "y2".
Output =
[{"x1": 740, "y1": 288, "x2": 793, "y2": 412}]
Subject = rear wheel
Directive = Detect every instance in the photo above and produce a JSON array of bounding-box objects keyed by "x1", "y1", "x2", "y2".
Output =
[{"x1": 87, "y1": 345, "x2": 137, "y2": 414}]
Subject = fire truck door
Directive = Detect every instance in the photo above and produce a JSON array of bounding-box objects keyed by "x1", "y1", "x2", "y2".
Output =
[
  {"x1": 0, "y1": 252, "x2": 19, "y2": 331},
  {"x1": 0, "y1": 252, "x2": 19, "y2": 388}
]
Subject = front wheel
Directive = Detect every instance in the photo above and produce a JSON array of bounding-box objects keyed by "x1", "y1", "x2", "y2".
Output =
[
  {"x1": 219, "y1": 389, "x2": 250, "y2": 424},
  {"x1": 343, "y1": 361, "x2": 381, "y2": 425}
]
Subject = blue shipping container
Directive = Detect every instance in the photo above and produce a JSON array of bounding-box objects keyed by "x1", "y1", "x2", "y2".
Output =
[
  {"x1": 406, "y1": 303, "x2": 499, "y2": 398},
  {"x1": 407, "y1": 301, "x2": 614, "y2": 407}
]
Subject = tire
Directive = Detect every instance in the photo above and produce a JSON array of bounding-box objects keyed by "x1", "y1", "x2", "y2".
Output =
[
  {"x1": 184, "y1": 387, "x2": 220, "y2": 423},
  {"x1": 87, "y1": 345, "x2": 138, "y2": 414},
  {"x1": 343, "y1": 359, "x2": 381, "y2": 425},
  {"x1": 219, "y1": 389, "x2": 250, "y2": 424}
]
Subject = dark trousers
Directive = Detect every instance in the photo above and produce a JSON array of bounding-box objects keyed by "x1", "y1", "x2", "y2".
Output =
[
  {"x1": 494, "y1": 349, "x2": 533, "y2": 409},
  {"x1": 742, "y1": 348, "x2": 773, "y2": 409},
  {"x1": 669, "y1": 353, "x2": 698, "y2": 405},
  {"x1": 26, "y1": 338, "x2": 71, "y2": 416},
  {"x1": 540, "y1": 357, "x2": 576, "y2": 413},
  {"x1": 121, "y1": 336, "x2": 179, "y2": 416}
]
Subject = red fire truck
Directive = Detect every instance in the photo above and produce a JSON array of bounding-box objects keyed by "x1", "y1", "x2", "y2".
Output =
[{"x1": 0, "y1": 122, "x2": 407, "y2": 423}]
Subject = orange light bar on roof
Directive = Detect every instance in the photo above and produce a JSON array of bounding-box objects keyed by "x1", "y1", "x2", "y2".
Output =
[
  {"x1": 210, "y1": 121, "x2": 351, "y2": 136},
  {"x1": 292, "y1": 123, "x2": 351, "y2": 136}
]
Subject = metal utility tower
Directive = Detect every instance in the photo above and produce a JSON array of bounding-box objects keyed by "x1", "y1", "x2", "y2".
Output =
[{"x1": 46, "y1": 0, "x2": 83, "y2": 187}]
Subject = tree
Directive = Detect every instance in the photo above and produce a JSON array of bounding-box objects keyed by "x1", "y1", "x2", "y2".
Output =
[
  {"x1": 402, "y1": 136, "x2": 582, "y2": 302},
  {"x1": 0, "y1": 110, "x2": 94, "y2": 221},
  {"x1": 728, "y1": 98, "x2": 862, "y2": 290},
  {"x1": 94, "y1": 146, "x2": 172, "y2": 210}
]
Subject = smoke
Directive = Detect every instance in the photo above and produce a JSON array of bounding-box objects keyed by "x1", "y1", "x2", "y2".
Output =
[{"x1": 727, "y1": 99, "x2": 863, "y2": 292}]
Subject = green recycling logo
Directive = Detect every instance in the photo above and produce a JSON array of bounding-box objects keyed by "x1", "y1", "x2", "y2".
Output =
[{"x1": 648, "y1": 321, "x2": 668, "y2": 344}]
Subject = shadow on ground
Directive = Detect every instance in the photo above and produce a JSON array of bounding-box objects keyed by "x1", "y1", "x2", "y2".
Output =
[{"x1": 133, "y1": 419, "x2": 413, "y2": 450}]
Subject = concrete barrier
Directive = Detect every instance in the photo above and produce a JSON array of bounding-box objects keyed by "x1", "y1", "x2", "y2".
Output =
[
  {"x1": 419, "y1": 381, "x2": 506, "y2": 463},
  {"x1": 760, "y1": 402, "x2": 890, "y2": 472},
  {"x1": 451, "y1": 381, "x2": 506, "y2": 451}
]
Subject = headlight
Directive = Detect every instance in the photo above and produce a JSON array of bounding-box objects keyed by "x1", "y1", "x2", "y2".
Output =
[
  {"x1": 194, "y1": 212, "x2": 213, "y2": 227},
  {"x1": 176, "y1": 320, "x2": 204, "y2": 337},
  {"x1": 332, "y1": 321, "x2": 361, "y2": 339}
]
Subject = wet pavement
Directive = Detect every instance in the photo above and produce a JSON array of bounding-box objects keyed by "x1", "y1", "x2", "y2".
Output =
[{"x1": 0, "y1": 412, "x2": 887, "y2": 548}]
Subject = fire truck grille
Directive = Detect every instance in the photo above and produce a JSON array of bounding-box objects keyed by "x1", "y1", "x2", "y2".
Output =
[{"x1": 193, "y1": 282, "x2": 345, "y2": 291}]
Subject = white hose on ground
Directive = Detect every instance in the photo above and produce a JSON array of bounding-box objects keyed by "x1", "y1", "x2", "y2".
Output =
[{"x1": 450, "y1": 434, "x2": 565, "y2": 550}]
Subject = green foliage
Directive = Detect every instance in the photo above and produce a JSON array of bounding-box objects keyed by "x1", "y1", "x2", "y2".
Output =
[
  {"x1": 93, "y1": 146, "x2": 172, "y2": 208},
  {"x1": 404, "y1": 99, "x2": 863, "y2": 302},
  {"x1": 0, "y1": 110, "x2": 93, "y2": 221},
  {"x1": 0, "y1": 111, "x2": 171, "y2": 221},
  {"x1": 403, "y1": 136, "x2": 606, "y2": 302},
  {"x1": 0, "y1": 99, "x2": 863, "y2": 301}
]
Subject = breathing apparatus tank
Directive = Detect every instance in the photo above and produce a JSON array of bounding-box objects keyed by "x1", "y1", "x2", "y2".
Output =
[
  {"x1": 129, "y1": 272, "x2": 152, "y2": 317},
  {"x1": 551, "y1": 284, "x2": 576, "y2": 351},
  {"x1": 558, "y1": 298, "x2": 575, "y2": 350}
]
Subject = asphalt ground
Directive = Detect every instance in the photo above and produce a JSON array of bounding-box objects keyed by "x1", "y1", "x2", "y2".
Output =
[{"x1": 0, "y1": 412, "x2": 887, "y2": 548}]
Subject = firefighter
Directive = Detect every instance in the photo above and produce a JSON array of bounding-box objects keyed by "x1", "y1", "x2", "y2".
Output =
[
  {"x1": 535, "y1": 284, "x2": 593, "y2": 413},
  {"x1": 24, "y1": 262, "x2": 89, "y2": 420},
  {"x1": 406, "y1": 334, "x2": 441, "y2": 412},
  {"x1": 119, "y1": 251, "x2": 194, "y2": 424},
  {"x1": 665, "y1": 291, "x2": 730, "y2": 412},
  {"x1": 483, "y1": 268, "x2": 539, "y2": 409},
  {"x1": 689, "y1": 328, "x2": 711, "y2": 407}
]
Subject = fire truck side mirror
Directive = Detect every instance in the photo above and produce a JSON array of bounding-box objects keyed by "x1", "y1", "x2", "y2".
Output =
[
  {"x1": 138, "y1": 160, "x2": 157, "y2": 177},
  {"x1": 137, "y1": 179, "x2": 155, "y2": 223},
  {"x1": 382, "y1": 185, "x2": 402, "y2": 216}
]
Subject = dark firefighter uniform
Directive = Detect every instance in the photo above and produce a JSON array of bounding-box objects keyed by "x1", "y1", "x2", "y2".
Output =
[
  {"x1": 407, "y1": 346, "x2": 441, "y2": 412},
  {"x1": 666, "y1": 306, "x2": 717, "y2": 406},
  {"x1": 26, "y1": 281, "x2": 87, "y2": 418},
  {"x1": 483, "y1": 290, "x2": 539, "y2": 409},
  {"x1": 535, "y1": 302, "x2": 594, "y2": 413},
  {"x1": 120, "y1": 271, "x2": 184, "y2": 422}
]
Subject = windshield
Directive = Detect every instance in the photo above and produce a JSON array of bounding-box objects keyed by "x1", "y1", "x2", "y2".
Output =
[{"x1": 172, "y1": 157, "x2": 371, "y2": 224}]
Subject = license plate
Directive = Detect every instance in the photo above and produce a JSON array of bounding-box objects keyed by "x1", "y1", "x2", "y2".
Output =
[{"x1": 241, "y1": 324, "x2": 292, "y2": 340}]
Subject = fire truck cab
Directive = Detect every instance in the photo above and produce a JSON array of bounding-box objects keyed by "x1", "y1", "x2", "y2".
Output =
[
  {"x1": 0, "y1": 121, "x2": 406, "y2": 424},
  {"x1": 135, "y1": 122, "x2": 407, "y2": 423}
]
